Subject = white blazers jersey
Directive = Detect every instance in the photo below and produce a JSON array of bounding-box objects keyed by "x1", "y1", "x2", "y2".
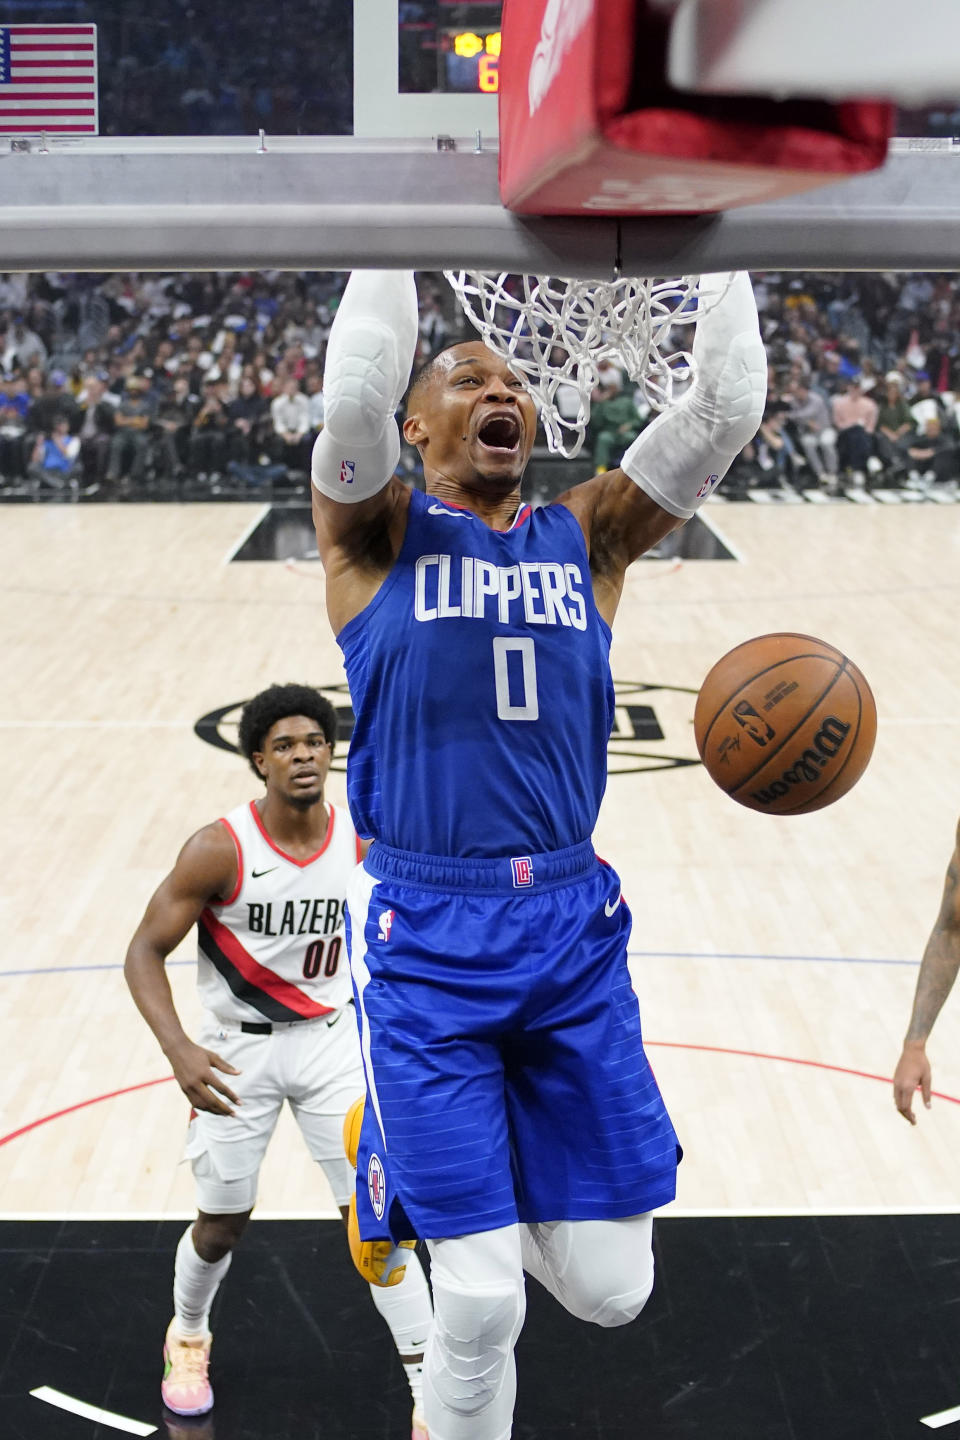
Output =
[{"x1": 197, "y1": 800, "x2": 362, "y2": 1024}]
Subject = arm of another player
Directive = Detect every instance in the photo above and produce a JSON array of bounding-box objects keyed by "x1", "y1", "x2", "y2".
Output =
[
  {"x1": 123, "y1": 823, "x2": 243, "y2": 1116},
  {"x1": 311, "y1": 270, "x2": 420, "y2": 634},
  {"x1": 893, "y1": 821, "x2": 960, "y2": 1124},
  {"x1": 560, "y1": 272, "x2": 767, "y2": 622}
]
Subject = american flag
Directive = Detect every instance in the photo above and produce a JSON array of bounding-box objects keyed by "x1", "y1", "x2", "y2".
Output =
[{"x1": 0, "y1": 24, "x2": 98, "y2": 135}]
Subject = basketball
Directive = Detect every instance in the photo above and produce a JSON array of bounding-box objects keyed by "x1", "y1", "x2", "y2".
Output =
[{"x1": 694, "y1": 633, "x2": 877, "y2": 815}]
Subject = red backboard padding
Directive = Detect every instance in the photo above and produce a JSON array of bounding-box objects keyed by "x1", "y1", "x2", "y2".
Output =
[{"x1": 499, "y1": 0, "x2": 894, "y2": 216}]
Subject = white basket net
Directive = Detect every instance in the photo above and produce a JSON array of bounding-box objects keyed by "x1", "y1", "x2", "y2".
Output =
[{"x1": 443, "y1": 271, "x2": 726, "y2": 460}]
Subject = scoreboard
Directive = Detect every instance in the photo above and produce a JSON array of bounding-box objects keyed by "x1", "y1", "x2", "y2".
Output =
[
  {"x1": 448, "y1": 29, "x2": 501, "y2": 93},
  {"x1": 399, "y1": 1, "x2": 503, "y2": 97}
]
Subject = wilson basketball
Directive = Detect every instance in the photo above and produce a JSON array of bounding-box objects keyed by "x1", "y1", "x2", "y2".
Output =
[{"x1": 694, "y1": 633, "x2": 877, "y2": 815}]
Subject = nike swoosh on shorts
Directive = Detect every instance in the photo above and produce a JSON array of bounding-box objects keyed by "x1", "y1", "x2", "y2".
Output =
[{"x1": 604, "y1": 895, "x2": 621, "y2": 917}]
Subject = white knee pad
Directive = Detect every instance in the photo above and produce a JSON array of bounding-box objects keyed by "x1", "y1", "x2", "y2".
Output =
[
  {"x1": 426, "y1": 1229, "x2": 526, "y2": 1420},
  {"x1": 521, "y1": 1215, "x2": 655, "y2": 1329},
  {"x1": 311, "y1": 270, "x2": 419, "y2": 503},
  {"x1": 428, "y1": 1276, "x2": 525, "y2": 1417},
  {"x1": 586, "y1": 1268, "x2": 655, "y2": 1328},
  {"x1": 621, "y1": 270, "x2": 766, "y2": 518}
]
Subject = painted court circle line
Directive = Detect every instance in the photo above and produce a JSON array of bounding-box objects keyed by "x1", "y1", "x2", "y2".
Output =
[{"x1": 1, "y1": 1045, "x2": 957, "y2": 1151}]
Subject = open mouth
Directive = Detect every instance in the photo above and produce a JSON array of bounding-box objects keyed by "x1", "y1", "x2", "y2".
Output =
[{"x1": 477, "y1": 413, "x2": 522, "y2": 453}]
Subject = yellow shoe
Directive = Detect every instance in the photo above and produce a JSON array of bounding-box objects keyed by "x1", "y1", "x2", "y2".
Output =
[
  {"x1": 343, "y1": 1095, "x2": 364, "y2": 1167},
  {"x1": 346, "y1": 1191, "x2": 416, "y2": 1287}
]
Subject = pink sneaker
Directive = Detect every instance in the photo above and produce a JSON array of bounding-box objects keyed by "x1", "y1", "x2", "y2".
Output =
[
  {"x1": 161, "y1": 1319, "x2": 214, "y2": 1416},
  {"x1": 412, "y1": 1407, "x2": 429, "y2": 1440}
]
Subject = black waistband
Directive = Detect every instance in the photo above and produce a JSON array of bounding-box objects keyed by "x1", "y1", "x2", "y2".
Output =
[{"x1": 239, "y1": 1004, "x2": 351, "y2": 1037}]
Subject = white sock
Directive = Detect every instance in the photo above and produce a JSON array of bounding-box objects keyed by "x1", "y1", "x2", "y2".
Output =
[
  {"x1": 173, "y1": 1224, "x2": 232, "y2": 1336},
  {"x1": 369, "y1": 1249, "x2": 433, "y2": 1410}
]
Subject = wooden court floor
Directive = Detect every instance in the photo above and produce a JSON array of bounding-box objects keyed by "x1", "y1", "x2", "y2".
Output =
[{"x1": 1, "y1": 498, "x2": 960, "y2": 1221}]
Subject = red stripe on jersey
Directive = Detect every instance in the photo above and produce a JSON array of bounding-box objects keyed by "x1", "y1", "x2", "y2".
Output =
[
  {"x1": 215, "y1": 817, "x2": 244, "y2": 906},
  {"x1": 355, "y1": 833, "x2": 364, "y2": 863},
  {"x1": 199, "y1": 907, "x2": 333, "y2": 1017},
  {"x1": 248, "y1": 799, "x2": 335, "y2": 867}
]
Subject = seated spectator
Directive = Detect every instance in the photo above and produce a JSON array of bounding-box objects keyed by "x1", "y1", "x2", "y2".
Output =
[
  {"x1": 904, "y1": 416, "x2": 959, "y2": 488},
  {"x1": 783, "y1": 379, "x2": 837, "y2": 486},
  {"x1": 874, "y1": 371, "x2": 915, "y2": 476},
  {"x1": 3, "y1": 315, "x2": 47, "y2": 373},
  {"x1": 227, "y1": 374, "x2": 269, "y2": 466},
  {"x1": 0, "y1": 383, "x2": 28, "y2": 482},
  {"x1": 909, "y1": 373, "x2": 945, "y2": 431},
  {"x1": 154, "y1": 374, "x2": 199, "y2": 482},
  {"x1": 106, "y1": 373, "x2": 157, "y2": 492},
  {"x1": 26, "y1": 368, "x2": 78, "y2": 438},
  {"x1": 188, "y1": 378, "x2": 231, "y2": 481},
  {"x1": 591, "y1": 371, "x2": 642, "y2": 473},
  {"x1": 28, "y1": 414, "x2": 81, "y2": 494},
  {"x1": 269, "y1": 375, "x2": 311, "y2": 472},
  {"x1": 75, "y1": 374, "x2": 117, "y2": 491},
  {"x1": 831, "y1": 377, "x2": 878, "y2": 484},
  {"x1": 207, "y1": 330, "x2": 242, "y2": 396},
  {"x1": 755, "y1": 402, "x2": 799, "y2": 484},
  {"x1": 2, "y1": 368, "x2": 30, "y2": 422}
]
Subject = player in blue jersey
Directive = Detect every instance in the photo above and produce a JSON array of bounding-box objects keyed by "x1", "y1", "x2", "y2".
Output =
[{"x1": 310, "y1": 270, "x2": 766, "y2": 1440}]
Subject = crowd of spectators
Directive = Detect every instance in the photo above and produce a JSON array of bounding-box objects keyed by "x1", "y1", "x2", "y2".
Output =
[
  {"x1": 586, "y1": 272, "x2": 960, "y2": 497},
  {"x1": 3, "y1": 268, "x2": 960, "y2": 505},
  {"x1": 0, "y1": 269, "x2": 394, "y2": 500}
]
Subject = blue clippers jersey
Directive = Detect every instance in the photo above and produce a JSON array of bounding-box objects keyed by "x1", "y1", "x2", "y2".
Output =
[{"x1": 337, "y1": 488, "x2": 615, "y2": 857}]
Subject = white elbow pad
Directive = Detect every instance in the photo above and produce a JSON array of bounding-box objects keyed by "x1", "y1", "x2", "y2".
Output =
[
  {"x1": 621, "y1": 271, "x2": 767, "y2": 519},
  {"x1": 312, "y1": 270, "x2": 419, "y2": 503}
]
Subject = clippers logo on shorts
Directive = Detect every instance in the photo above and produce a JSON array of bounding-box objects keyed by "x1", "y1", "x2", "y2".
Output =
[
  {"x1": 696, "y1": 472, "x2": 720, "y2": 499},
  {"x1": 367, "y1": 1153, "x2": 387, "y2": 1221},
  {"x1": 511, "y1": 856, "x2": 534, "y2": 888},
  {"x1": 378, "y1": 909, "x2": 395, "y2": 942},
  {"x1": 339, "y1": 459, "x2": 356, "y2": 485},
  {"x1": 732, "y1": 700, "x2": 776, "y2": 746}
]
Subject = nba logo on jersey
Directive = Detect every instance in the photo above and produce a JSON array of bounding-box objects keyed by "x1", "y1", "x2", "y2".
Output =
[
  {"x1": 696, "y1": 472, "x2": 720, "y2": 499},
  {"x1": 511, "y1": 856, "x2": 534, "y2": 888},
  {"x1": 378, "y1": 909, "x2": 395, "y2": 942},
  {"x1": 367, "y1": 1153, "x2": 387, "y2": 1220},
  {"x1": 339, "y1": 459, "x2": 356, "y2": 485}
]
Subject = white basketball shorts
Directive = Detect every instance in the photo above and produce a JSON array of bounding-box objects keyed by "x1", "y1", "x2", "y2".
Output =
[{"x1": 184, "y1": 1003, "x2": 365, "y2": 1214}]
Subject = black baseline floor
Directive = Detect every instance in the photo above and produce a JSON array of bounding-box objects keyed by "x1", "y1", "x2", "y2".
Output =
[{"x1": 2, "y1": 1217, "x2": 959, "y2": 1440}]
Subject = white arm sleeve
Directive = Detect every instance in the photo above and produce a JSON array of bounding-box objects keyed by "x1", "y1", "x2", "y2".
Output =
[
  {"x1": 620, "y1": 271, "x2": 767, "y2": 519},
  {"x1": 311, "y1": 270, "x2": 420, "y2": 504}
]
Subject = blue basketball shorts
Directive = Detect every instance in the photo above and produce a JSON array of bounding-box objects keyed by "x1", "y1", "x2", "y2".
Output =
[{"x1": 344, "y1": 840, "x2": 681, "y2": 1243}]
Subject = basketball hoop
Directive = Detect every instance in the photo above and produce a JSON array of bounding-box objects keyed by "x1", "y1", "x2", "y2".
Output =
[{"x1": 444, "y1": 270, "x2": 731, "y2": 459}]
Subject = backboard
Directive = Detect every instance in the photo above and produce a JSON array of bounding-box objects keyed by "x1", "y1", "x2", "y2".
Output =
[{"x1": 0, "y1": 0, "x2": 958, "y2": 274}]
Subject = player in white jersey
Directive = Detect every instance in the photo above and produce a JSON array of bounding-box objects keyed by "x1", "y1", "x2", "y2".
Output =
[{"x1": 124, "y1": 684, "x2": 433, "y2": 1436}]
